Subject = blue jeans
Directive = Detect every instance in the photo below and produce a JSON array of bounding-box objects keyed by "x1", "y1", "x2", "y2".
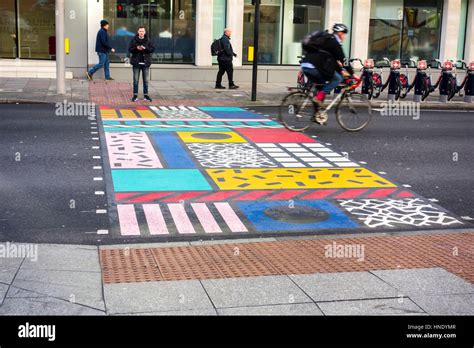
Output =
[
  {"x1": 302, "y1": 67, "x2": 343, "y2": 94},
  {"x1": 133, "y1": 65, "x2": 150, "y2": 95},
  {"x1": 88, "y1": 52, "x2": 110, "y2": 79}
]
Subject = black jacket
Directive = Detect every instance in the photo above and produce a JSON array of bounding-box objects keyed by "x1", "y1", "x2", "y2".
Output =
[
  {"x1": 128, "y1": 34, "x2": 155, "y2": 67},
  {"x1": 95, "y1": 28, "x2": 112, "y2": 53},
  {"x1": 217, "y1": 35, "x2": 235, "y2": 62},
  {"x1": 303, "y1": 33, "x2": 353, "y2": 79}
]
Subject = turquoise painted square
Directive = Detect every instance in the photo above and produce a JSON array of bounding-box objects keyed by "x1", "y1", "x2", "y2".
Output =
[{"x1": 112, "y1": 169, "x2": 212, "y2": 192}]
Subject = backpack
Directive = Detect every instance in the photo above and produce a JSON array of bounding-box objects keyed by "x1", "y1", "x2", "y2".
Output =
[
  {"x1": 302, "y1": 30, "x2": 332, "y2": 54},
  {"x1": 211, "y1": 38, "x2": 223, "y2": 56}
]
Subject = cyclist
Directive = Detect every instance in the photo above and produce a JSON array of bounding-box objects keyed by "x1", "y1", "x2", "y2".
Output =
[{"x1": 300, "y1": 23, "x2": 354, "y2": 107}]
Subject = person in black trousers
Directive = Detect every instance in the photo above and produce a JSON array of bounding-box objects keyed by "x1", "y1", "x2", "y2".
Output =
[
  {"x1": 216, "y1": 28, "x2": 239, "y2": 89},
  {"x1": 128, "y1": 26, "x2": 155, "y2": 102}
]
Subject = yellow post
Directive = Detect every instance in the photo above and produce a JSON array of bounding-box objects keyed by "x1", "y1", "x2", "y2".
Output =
[
  {"x1": 248, "y1": 46, "x2": 254, "y2": 62},
  {"x1": 65, "y1": 38, "x2": 70, "y2": 55}
]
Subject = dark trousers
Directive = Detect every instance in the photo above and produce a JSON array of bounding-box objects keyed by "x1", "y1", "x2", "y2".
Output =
[
  {"x1": 216, "y1": 60, "x2": 234, "y2": 87},
  {"x1": 133, "y1": 65, "x2": 149, "y2": 95}
]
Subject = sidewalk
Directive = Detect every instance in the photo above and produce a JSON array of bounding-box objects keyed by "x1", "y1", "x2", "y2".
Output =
[
  {"x1": 1, "y1": 77, "x2": 474, "y2": 109},
  {"x1": 1, "y1": 231, "x2": 473, "y2": 315}
]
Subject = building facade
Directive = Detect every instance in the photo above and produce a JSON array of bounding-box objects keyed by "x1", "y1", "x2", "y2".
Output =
[{"x1": 0, "y1": 0, "x2": 473, "y2": 82}]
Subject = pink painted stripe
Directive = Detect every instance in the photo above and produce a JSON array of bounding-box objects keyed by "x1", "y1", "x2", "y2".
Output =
[
  {"x1": 191, "y1": 203, "x2": 222, "y2": 233},
  {"x1": 214, "y1": 203, "x2": 248, "y2": 233},
  {"x1": 333, "y1": 189, "x2": 369, "y2": 199},
  {"x1": 143, "y1": 204, "x2": 169, "y2": 235},
  {"x1": 162, "y1": 191, "x2": 205, "y2": 203},
  {"x1": 234, "y1": 190, "x2": 274, "y2": 201},
  {"x1": 268, "y1": 190, "x2": 308, "y2": 200},
  {"x1": 168, "y1": 204, "x2": 196, "y2": 234},
  {"x1": 396, "y1": 191, "x2": 415, "y2": 198},
  {"x1": 365, "y1": 188, "x2": 398, "y2": 198},
  {"x1": 117, "y1": 204, "x2": 141, "y2": 236},
  {"x1": 302, "y1": 189, "x2": 338, "y2": 200},
  {"x1": 126, "y1": 192, "x2": 174, "y2": 203},
  {"x1": 196, "y1": 191, "x2": 241, "y2": 202},
  {"x1": 103, "y1": 118, "x2": 273, "y2": 122}
]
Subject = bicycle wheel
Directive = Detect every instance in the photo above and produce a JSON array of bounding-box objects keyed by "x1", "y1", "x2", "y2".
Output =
[
  {"x1": 335, "y1": 91, "x2": 372, "y2": 132},
  {"x1": 447, "y1": 77, "x2": 457, "y2": 101},
  {"x1": 400, "y1": 74, "x2": 409, "y2": 99},
  {"x1": 278, "y1": 91, "x2": 315, "y2": 132}
]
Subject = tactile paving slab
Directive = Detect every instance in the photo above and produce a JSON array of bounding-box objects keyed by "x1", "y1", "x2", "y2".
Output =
[{"x1": 100, "y1": 232, "x2": 474, "y2": 284}]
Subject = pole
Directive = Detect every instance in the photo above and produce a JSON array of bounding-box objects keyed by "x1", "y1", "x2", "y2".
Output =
[
  {"x1": 55, "y1": 0, "x2": 66, "y2": 95},
  {"x1": 251, "y1": 0, "x2": 260, "y2": 101}
]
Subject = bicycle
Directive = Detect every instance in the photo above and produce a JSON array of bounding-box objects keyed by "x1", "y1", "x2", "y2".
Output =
[
  {"x1": 279, "y1": 73, "x2": 372, "y2": 132},
  {"x1": 381, "y1": 58, "x2": 410, "y2": 100},
  {"x1": 352, "y1": 58, "x2": 383, "y2": 100}
]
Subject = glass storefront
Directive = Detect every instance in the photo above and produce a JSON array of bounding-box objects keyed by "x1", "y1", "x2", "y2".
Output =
[
  {"x1": 103, "y1": 0, "x2": 196, "y2": 64},
  {"x1": 368, "y1": 0, "x2": 443, "y2": 63},
  {"x1": 212, "y1": 0, "x2": 226, "y2": 64},
  {"x1": 0, "y1": 0, "x2": 55, "y2": 60},
  {"x1": 243, "y1": 0, "x2": 325, "y2": 65}
]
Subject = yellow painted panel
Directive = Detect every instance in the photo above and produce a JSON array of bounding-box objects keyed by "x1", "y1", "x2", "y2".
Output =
[
  {"x1": 137, "y1": 110, "x2": 157, "y2": 118},
  {"x1": 177, "y1": 131, "x2": 247, "y2": 143},
  {"x1": 206, "y1": 168, "x2": 397, "y2": 190},
  {"x1": 120, "y1": 109, "x2": 137, "y2": 118}
]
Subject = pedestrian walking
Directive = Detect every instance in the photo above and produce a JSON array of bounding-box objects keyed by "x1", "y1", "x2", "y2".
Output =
[
  {"x1": 128, "y1": 26, "x2": 155, "y2": 102},
  {"x1": 215, "y1": 28, "x2": 239, "y2": 90},
  {"x1": 86, "y1": 20, "x2": 115, "y2": 81}
]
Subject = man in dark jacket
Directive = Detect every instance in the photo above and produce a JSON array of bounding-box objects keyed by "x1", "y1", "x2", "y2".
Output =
[
  {"x1": 215, "y1": 28, "x2": 239, "y2": 89},
  {"x1": 128, "y1": 26, "x2": 155, "y2": 102},
  {"x1": 86, "y1": 20, "x2": 115, "y2": 81},
  {"x1": 301, "y1": 23, "x2": 354, "y2": 106}
]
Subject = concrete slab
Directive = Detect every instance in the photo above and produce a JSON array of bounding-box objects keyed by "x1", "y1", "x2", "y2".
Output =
[
  {"x1": 201, "y1": 275, "x2": 312, "y2": 309},
  {"x1": 290, "y1": 272, "x2": 400, "y2": 302},
  {"x1": 0, "y1": 283, "x2": 8, "y2": 303},
  {"x1": 21, "y1": 244, "x2": 100, "y2": 272},
  {"x1": 104, "y1": 280, "x2": 214, "y2": 315},
  {"x1": 123, "y1": 308, "x2": 218, "y2": 316},
  {"x1": 318, "y1": 298, "x2": 425, "y2": 315},
  {"x1": 372, "y1": 268, "x2": 474, "y2": 296},
  {"x1": 12, "y1": 268, "x2": 105, "y2": 311},
  {"x1": 0, "y1": 296, "x2": 105, "y2": 315},
  {"x1": 410, "y1": 293, "x2": 474, "y2": 315},
  {"x1": 6, "y1": 286, "x2": 47, "y2": 298},
  {"x1": 217, "y1": 303, "x2": 323, "y2": 316},
  {"x1": 0, "y1": 257, "x2": 24, "y2": 284}
]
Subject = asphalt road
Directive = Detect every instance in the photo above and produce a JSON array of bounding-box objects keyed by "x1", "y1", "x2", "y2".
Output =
[
  {"x1": 0, "y1": 104, "x2": 472, "y2": 245},
  {"x1": 0, "y1": 104, "x2": 108, "y2": 244},
  {"x1": 249, "y1": 106, "x2": 474, "y2": 220}
]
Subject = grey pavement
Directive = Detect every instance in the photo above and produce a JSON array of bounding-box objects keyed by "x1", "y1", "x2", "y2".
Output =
[
  {"x1": 1, "y1": 244, "x2": 473, "y2": 315},
  {"x1": 1, "y1": 77, "x2": 474, "y2": 109}
]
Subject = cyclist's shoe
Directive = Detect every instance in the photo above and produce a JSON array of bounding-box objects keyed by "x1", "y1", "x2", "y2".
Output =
[
  {"x1": 314, "y1": 91, "x2": 326, "y2": 107},
  {"x1": 144, "y1": 95, "x2": 152, "y2": 102},
  {"x1": 86, "y1": 72, "x2": 93, "y2": 81},
  {"x1": 315, "y1": 110, "x2": 328, "y2": 125},
  {"x1": 131, "y1": 95, "x2": 138, "y2": 102},
  {"x1": 215, "y1": 85, "x2": 226, "y2": 89},
  {"x1": 229, "y1": 85, "x2": 239, "y2": 89}
]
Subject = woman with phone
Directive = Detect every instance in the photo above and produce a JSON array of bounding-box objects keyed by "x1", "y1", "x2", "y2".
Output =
[{"x1": 128, "y1": 26, "x2": 155, "y2": 102}]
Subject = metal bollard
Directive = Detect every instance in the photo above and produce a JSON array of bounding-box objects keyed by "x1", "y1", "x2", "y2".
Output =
[{"x1": 412, "y1": 70, "x2": 424, "y2": 103}]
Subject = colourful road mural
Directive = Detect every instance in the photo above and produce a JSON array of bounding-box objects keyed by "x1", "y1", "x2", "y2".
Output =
[{"x1": 99, "y1": 106, "x2": 463, "y2": 238}]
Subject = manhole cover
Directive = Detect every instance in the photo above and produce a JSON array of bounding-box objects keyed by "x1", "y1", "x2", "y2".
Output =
[{"x1": 264, "y1": 205, "x2": 329, "y2": 224}]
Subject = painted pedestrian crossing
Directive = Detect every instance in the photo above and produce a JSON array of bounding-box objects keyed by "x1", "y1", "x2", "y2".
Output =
[{"x1": 98, "y1": 106, "x2": 464, "y2": 239}]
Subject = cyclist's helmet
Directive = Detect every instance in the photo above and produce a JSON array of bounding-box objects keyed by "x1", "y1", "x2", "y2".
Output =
[{"x1": 332, "y1": 23, "x2": 349, "y2": 34}]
